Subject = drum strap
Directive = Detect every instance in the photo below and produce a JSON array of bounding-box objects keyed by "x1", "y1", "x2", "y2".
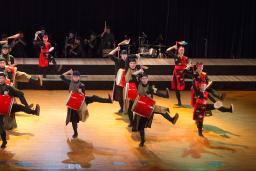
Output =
[
  {"x1": 69, "y1": 81, "x2": 81, "y2": 92},
  {"x1": 137, "y1": 83, "x2": 149, "y2": 96}
]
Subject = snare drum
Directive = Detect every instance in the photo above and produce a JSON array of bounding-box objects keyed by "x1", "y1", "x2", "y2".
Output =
[
  {"x1": 124, "y1": 83, "x2": 137, "y2": 100},
  {"x1": 132, "y1": 95, "x2": 155, "y2": 118},
  {"x1": 66, "y1": 91, "x2": 85, "y2": 111},
  {"x1": 116, "y1": 69, "x2": 126, "y2": 87},
  {"x1": 0, "y1": 94, "x2": 14, "y2": 116}
]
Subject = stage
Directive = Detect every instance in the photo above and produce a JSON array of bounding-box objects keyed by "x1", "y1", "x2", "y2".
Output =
[{"x1": 1, "y1": 90, "x2": 255, "y2": 170}]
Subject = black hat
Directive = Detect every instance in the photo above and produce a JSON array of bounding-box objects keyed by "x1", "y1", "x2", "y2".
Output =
[
  {"x1": 120, "y1": 50, "x2": 127, "y2": 55},
  {"x1": 128, "y1": 57, "x2": 136, "y2": 63},
  {"x1": 141, "y1": 72, "x2": 148, "y2": 77},
  {"x1": 73, "y1": 70, "x2": 80, "y2": 76},
  {"x1": 0, "y1": 71, "x2": 6, "y2": 77}
]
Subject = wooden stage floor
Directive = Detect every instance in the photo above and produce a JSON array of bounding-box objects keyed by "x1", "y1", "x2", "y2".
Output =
[{"x1": 1, "y1": 90, "x2": 256, "y2": 170}]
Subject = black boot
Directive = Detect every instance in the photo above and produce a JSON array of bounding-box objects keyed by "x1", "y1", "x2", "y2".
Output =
[
  {"x1": 108, "y1": 94, "x2": 113, "y2": 103},
  {"x1": 139, "y1": 129, "x2": 145, "y2": 147},
  {"x1": 0, "y1": 132, "x2": 7, "y2": 149},
  {"x1": 175, "y1": 91, "x2": 182, "y2": 106},
  {"x1": 165, "y1": 88, "x2": 170, "y2": 98},
  {"x1": 160, "y1": 112, "x2": 179, "y2": 125},
  {"x1": 172, "y1": 113, "x2": 179, "y2": 125},
  {"x1": 218, "y1": 104, "x2": 234, "y2": 113},
  {"x1": 1, "y1": 140, "x2": 7, "y2": 148},
  {"x1": 196, "y1": 122, "x2": 204, "y2": 137},
  {"x1": 72, "y1": 122, "x2": 78, "y2": 138},
  {"x1": 33, "y1": 104, "x2": 40, "y2": 116},
  {"x1": 198, "y1": 129, "x2": 204, "y2": 137}
]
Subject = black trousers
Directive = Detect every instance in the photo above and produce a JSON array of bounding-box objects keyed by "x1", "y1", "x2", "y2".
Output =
[
  {"x1": 11, "y1": 104, "x2": 35, "y2": 114},
  {"x1": 196, "y1": 104, "x2": 231, "y2": 131},
  {"x1": 173, "y1": 74, "x2": 182, "y2": 105},
  {"x1": 0, "y1": 115, "x2": 6, "y2": 142}
]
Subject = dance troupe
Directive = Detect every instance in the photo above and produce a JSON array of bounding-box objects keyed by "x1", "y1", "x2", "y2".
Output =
[{"x1": 0, "y1": 39, "x2": 234, "y2": 148}]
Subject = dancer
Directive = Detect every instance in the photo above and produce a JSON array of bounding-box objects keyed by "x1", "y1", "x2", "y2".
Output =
[
  {"x1": 166, "y1": 42, "x2": 189, "y2": 107},
  {"x1": 193, "y1": 83, "x2": 234, "y2": 137},
  {"x1": 108, "y1": 46, "x2": 129, "y2": 114},
  {"x1": 60, "y1": 69, "x2": 112, "y2": 138},
  {"x1": 124, "y1": 57, "x2": 143, "y2": 127},
  {"x1": 132, "y1": 73, "x2": 179, "y2": 147},
  {"x1": 0, "y1": 72, "x2": 40, "y2": 148}
]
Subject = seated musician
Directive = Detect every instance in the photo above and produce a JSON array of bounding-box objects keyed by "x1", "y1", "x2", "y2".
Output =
[
  {"x1": 99, "y1": 25, "x2": 115, "y2": 57},
  {"x1": 0, "y1": 72, "x2": 40, "y2": 148},
  {"x1": 132, "y1": 73, "x2": 179, "y2": 147},
  {"x1": 60, "y1": 69, "x2": 112, "y2": 139}
]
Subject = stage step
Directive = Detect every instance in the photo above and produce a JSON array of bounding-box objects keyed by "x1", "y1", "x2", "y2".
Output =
[
  {"x1": 17, "y1": 75, "x2": 256, "y2": 90},
  {"x1": 15, "y1": 58, "x2": 256, "y2": 75}
]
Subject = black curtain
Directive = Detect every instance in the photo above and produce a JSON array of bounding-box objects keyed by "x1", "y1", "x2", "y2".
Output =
[{"x1": 1, "y1": 0, "x2": 255, "y2": 58}]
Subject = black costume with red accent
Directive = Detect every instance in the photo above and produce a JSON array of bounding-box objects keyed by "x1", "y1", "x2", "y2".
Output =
[
  {"x1": 108, "y1": 54, "x2": 128, "y2": 113},
  {"x1": 167, "y1": 49, "x2": 189, "y2": 106},
  {"x1": 193, "y1": 89, "x2": 233, "y2": 136},
  {"x1": 188, "y1": 64, "x2": 225, "y2": 107}
]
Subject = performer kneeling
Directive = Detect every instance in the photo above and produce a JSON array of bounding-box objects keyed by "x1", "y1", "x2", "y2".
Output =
[
  {"x1": 0, "y1": 72, "x2": 40, "y2": 148},
  {"x1": 60, "y1": 69, "x2": 112, "y2": 138},
  {"x1": 132, "y1": 73, "x2": 179, "y2": 147},
  {"x1": 193, "y1": 83, "x2": 234, "y2": 137}
]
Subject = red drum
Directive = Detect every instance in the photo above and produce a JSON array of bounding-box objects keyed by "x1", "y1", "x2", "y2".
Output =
[
  {"x1": 66, "y1": 91, "x2": 85, "y2": 111},
  {"x1": 132, "y1": 95, "x2": 155, "y2": 118},
  {"x1": 124, "y1": 83, "x2": 137, "y2": 100},
  {"x1": 0, "y1": 94, "x2": 14, "y2": 116},
  {"x1": 116, "y1": 69, "x2": 126, "y2": 87}
]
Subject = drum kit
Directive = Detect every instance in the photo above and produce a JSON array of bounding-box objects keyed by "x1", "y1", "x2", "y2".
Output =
[{"x1": 0, "y1": 94, "x2": 14, "y2": 116}]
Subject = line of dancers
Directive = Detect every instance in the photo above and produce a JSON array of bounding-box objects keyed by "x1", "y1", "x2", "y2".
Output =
[{"x1": 0, "y1": 40, "x2": 234, "y2": 149}]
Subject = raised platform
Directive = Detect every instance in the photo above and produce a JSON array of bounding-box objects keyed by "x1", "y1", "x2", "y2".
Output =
[
  {"x1": 1, "y1": 90, "x2": 255, "y2": 170},
  {"x1": 15, "y1": 58, "x2": 256, "y2": 90}
]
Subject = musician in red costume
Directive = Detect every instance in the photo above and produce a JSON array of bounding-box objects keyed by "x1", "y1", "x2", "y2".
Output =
[
  {"x1": 166, "y1": 41, "x2": 189, "y2": 107},
  {"x1": 193, "y1": 83, "x2": 234, "y2": 137},
  {"x1": 38, "y1": 35, "x2": 50, "y2": 77},
  {"x1": 38, "y1": 35, "x2": 60, "y2": 78}
]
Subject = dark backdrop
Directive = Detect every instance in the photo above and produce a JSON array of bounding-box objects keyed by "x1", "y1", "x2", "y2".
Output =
[{"x1": 1, "y1": 0, "x2": 255, "y2": 58}]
